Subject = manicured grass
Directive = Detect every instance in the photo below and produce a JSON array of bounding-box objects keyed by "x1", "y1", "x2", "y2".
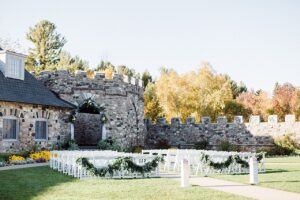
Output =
[
  {"x1": 209, "y1": 156, "x2": 300, "y2": 194},
  {"x1": 0, "y1": 167, "x2": 251, "y2": 200}
]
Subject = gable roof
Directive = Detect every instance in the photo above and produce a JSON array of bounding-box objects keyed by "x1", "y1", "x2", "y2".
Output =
[{"x1": 0, "y1": 70, "x2": 74, "y2": 109}]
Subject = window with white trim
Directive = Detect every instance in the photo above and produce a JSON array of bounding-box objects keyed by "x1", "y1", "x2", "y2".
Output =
[
  {"x1": 35, "y1": 120, "x2": 48, "y2": 140},
  {"x1": 3, "y1": 117, "x2": 18, "y2": 140}
]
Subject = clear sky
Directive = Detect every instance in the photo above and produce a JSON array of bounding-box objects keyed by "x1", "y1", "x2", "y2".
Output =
[{"x1": 1, "y1": 0, "x2": 299, "y2": 93}]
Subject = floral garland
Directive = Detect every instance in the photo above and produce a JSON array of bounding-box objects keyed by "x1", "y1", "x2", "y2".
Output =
[
  {"x1": 200, "y1": 152, "x2": 264, "y2": 170},
  {"x1": 76, "y1": 156, "x2": 164, "y2": 177}
]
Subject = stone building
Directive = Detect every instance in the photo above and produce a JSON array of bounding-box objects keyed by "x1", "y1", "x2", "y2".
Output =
[
  {"x1": 39, "y1": 69, "x2": 145, "y2": 149},
  {"x1": 0, "y1": 48, "x2": 74, "y2": 153}
]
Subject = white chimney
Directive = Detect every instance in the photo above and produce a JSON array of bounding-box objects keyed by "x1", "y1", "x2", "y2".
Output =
[{"x1": 0, "y1": 49, "x2": 26, "y2": 80}]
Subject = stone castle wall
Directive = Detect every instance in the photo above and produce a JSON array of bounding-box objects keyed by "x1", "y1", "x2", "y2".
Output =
[
  {"x1": 145, "y1": 115, "x2": 300, "y2": 151},
  {"x1": 39, "y1": 70, "x2": 145, "y2": 148},
  {"x1": 0, "y1": 101, "x2": 71, "y2": 153}
]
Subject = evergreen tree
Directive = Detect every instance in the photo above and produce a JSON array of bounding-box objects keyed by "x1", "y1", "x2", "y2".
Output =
[
  {"x1": 26, "y1": 20, "x2": 66, "y2": 71},
  {"x1": 142, "y1": 70, "x2": 153, "y2": 88}
]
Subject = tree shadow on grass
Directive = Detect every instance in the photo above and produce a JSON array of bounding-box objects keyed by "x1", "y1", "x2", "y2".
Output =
[
  {"x1": 0, "y1": 166, "x2": 75, "y2": 200},
  {"x1": 262, "y1": 169, "x2": 290, "y2": 174},
  {"x1": 261, "y1": 180, "x2": 300, "y2": 183}
]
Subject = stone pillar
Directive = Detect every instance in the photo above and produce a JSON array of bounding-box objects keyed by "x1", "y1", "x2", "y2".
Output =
[
  {"x1": 181, "y1": 158, "x2": 190, "y2": 187},
  {"x1": 249, "y1": 155, "x2": 258, "y2": 185},
  {"x1": 102, "y1": 124, "x2": 107, "y2": 140},
  {"x1": 70, "y1": 123, "x2": 74, "y2": 140}
]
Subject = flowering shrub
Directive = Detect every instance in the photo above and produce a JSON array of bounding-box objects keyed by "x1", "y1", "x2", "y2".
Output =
[
  {"x1": 29, "y1": 151, "x2": 50, "y2": 161},
  {"x1": 9, "y1": 155, "x2": 25, "y2": 162}
]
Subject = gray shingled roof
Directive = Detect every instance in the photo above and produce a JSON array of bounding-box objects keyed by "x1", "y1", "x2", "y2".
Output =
[{"x1": 0, "y1": 70, "x2": 74, "y2": 109}]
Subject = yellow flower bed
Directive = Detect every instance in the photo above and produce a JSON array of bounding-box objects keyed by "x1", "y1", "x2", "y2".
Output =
[
  {"x1": 29, "y1": 151, "x2": 50, "y2": 161},
  {"x1": 9, "y1": 155, "x2": 25, "y2": 162}
]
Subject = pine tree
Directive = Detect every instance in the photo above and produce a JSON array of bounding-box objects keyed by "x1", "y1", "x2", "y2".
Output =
[{"x1": 26, "y1": 20, "x2": 66, "y2": 71}]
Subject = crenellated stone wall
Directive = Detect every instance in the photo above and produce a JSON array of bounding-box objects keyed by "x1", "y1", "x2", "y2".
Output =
[
  {"x1": 145, "y1": 115, "x2": 300, "y2": 151},
  {"x1": 38, "y1": 70, "x2": 145, "y2": 148},
  {"x1": 0, "y1": 101, "x2": 71, "y2": 153}
]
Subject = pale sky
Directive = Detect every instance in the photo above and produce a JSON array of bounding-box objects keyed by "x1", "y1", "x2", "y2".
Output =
[{"x1": 1, "y1": 0, "x2": 300, "y2": 93}]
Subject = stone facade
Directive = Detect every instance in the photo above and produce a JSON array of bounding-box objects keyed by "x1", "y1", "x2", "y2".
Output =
[
  {"x1": 39, "y1": 70, "x2": 145, "y2": 148},
  {"x1": 145, "y1": 115, "x2": 300, "y2": 151},
  {"x1": 0, "y1": 101, "x2": 71, "y2": 153}
]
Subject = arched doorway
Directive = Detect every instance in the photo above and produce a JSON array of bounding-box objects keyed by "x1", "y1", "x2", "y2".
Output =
[{"x1": 73, "y1": 98, "x2": 106, "y2": 147}]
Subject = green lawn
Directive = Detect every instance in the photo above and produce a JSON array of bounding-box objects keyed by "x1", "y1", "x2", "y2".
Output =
[
  {"x1": 209, "y1": 156, "x2": 300, "y2": 194},
  {"x1": 0, "y1": 167, "x2": 251, "y2": 200}
]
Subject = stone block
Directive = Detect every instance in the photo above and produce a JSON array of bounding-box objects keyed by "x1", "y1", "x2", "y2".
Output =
[
  {"x1": 268, "y1": 115, "x2": 278, "y2": 124},
  {"x1": 138, "y1": 79, "x2": 143, "y2": 87},
  {"x1": 157, "y1": 118, "x2": 166, "y2": 125},
  {"x1": 123, "y1": 75, "x2": 130, "y2": 83},
  {"x1": 75, "y1": 70, "x2": 86, "y2": 78},
  {"x1": 217, "y1": 116, "x2": 227, "y2": 125},
  {"x1": 171, "y1": 117, "x2": 181, "y2": 125},
  {"x1": 94, "y1": 72, "x2": 105, "y2": 80},
  {"x1": 234, "y1": 116, "x2": 243, "y2": 124},
  {"x1": 113, "y1": 73, "x2": 123, "y2": 81},
  {"x1": 201, "y1": 117, "x2": 211, "y2": 124},
  {"x1": 285, "y1": 115, "x2": 295, "y2": 123},
  {"x1": 249, "y1": 116, "x2": 260, "y2": 124},
  {"x1": 186, "y1": 117, "x2": 195, "y2": 125},
  {"x1": 131, "y1": 77, "x2": 136, "y2": 85}
]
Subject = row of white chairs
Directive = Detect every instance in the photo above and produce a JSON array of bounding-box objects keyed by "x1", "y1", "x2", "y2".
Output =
[
  {"x1": 50, "y1": 150, "x2": 161, "y2": 179},
  {"x1": 142, "y1": 149, "x2": 266, "y2": 175}
]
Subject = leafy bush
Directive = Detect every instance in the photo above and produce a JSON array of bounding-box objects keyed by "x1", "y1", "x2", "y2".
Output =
[
  {"x1": 194, "y1": 140, "x2": 208, "y2": 150},
  {"x1": 258, "y1": 134, "x2": 299, "y2": 156},
  {"x1": 97, "y1": 139, "x2": 122, "y2": 151},
  {"x1": 256, "y1": 146, "x2": 291, "y2": 156},
  {"x1": 275, "y1": 134, "x2": 298, "y2": 153},
  {"x1": 0, "y1": 152, "x2": 30, "y2": 162},
  {"x1": 61, "y1": 139, "x2": 80, "y2": 150},
  {"x1": 217, "y1": 140, "x2": 239, "y2": 152}
]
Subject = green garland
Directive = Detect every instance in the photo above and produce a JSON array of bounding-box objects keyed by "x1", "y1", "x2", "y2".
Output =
[
  {"x1": 76, "y1": 156, "x2": 164, "y2": 177},
  {"x1": 200, "y1": 153, "x2": 264, "y2": 170},
  {"x1": 202, "y1": 154, "x2": 234, "y2": 169},
  {"x1": 233, "y1": 155, "x2": 249, "y2": 168}
]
